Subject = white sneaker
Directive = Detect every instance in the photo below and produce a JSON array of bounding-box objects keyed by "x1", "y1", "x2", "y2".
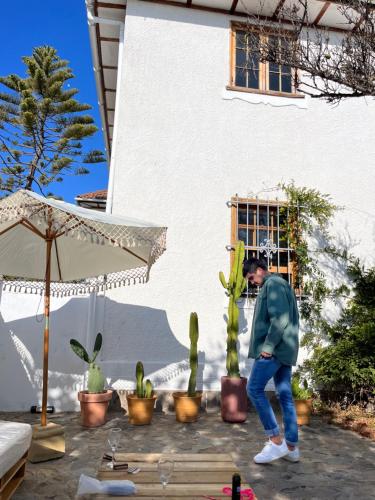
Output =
[
  {"x1": 253, "y1": 439, "x2": 289, "y2": 464},
  {"x1": 283, "y1": 447, "x2": 300, "y2": 462}
]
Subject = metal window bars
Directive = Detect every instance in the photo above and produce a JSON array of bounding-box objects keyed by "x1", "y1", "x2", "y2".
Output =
[{"x1": 229, "y1": 195, "x2": 298, "y2": 298}]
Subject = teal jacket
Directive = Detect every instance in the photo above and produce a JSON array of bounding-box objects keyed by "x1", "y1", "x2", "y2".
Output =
[{"x1": 248, "y1": 274, "x2": 299, "y2": 366}]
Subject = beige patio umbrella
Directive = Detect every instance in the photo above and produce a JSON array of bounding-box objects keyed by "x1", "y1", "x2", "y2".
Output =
[{"x1": 0, "y1": 189, "x2": 167, "y2": 428}]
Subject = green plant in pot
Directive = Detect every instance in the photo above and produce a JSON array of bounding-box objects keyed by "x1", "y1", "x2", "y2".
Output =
[
  {"x1": 126, "y1": 361, "x2": 156, "y2": 425},
  {"x1": 70, "y1": 333, "x2": 113, "y2": 427},
  {"x1": 173, "y1": 312, "x2": 202, "y2": 423},
  {"x1": 292, "y1": 372, "x2": 313, "y2": 425},
  {"x1": 219, "y1": 241, "x2": 247, "y2": 423}
]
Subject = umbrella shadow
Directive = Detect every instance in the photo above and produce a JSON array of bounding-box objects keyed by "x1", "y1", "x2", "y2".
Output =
[{"x1": 0, "y1": 294, "x2": 205, "y2": 411}]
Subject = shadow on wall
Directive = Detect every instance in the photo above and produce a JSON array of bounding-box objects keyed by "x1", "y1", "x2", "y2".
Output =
[
  {"x1": 0, "y1": 295, "x2": 205, "y2": 411},
  {"x1": 98, "y1": 296, "x2": 205, "y2": 392}
]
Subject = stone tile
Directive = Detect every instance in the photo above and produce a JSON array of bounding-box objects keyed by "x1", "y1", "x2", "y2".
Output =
[{"x1": 0, "y1": 412, "x2": 374, "y2": 499}]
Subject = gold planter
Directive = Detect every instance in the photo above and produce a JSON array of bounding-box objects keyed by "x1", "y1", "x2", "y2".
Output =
[
  {"x1": 295, "y1": 399, "x2": 312, "y2": 425},
  {"x1": 126, "y1": 394, "x2": 156, "y2": 425},
  {"x1": 173, "y1": 392, "x2": 202, "y2": 423}
]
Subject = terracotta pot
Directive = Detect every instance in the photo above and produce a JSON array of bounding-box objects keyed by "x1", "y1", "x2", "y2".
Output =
[
  {"x1": 295, "y1": 399, "x2": 312, "y2": 425},
  {"x1": 126, "y1": 394, "x2": 156, "y2": 425},
  {"x1": 173, "y1": 392, "x2": 203, "y2": 423},
  {"x1": 78, "y1": 390, "x2": 113, "y2": 428},
  {"x1": 221, "y1": 376, "x2": 248, "y2": 423}
]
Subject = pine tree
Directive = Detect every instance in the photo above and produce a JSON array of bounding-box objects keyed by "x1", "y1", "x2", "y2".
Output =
[{"x1": 0, "y1": 46, "x2": 105, "y2": 197}]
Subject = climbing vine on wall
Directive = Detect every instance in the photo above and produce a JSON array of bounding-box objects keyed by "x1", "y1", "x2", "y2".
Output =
[{"x1": 279, "y1": 181, "x2": 349, "y2": 351}]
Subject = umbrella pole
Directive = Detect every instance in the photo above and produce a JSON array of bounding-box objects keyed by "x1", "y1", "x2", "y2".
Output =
[{"x1": 41, "y1": 238, "x2": 53, "y2": 427}]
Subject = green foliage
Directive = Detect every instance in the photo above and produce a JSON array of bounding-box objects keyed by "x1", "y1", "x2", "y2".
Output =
[
  {"x1": 303, "y1": 262, "x2": 375, "y2": 401},
  {"x1": 135, "y1": 361, "x2": 153, "y2": 398},
  {"x1": 291, "y1": 373, "x2": 313, "y2": 400},
  {"x1": 219, "y1": 241, "x2": 247, "y2": 378},
  {"x1": 0, "y1": 46, "x2": 105, "y2": 197},
  {"x1": 136, "y1": 361, "x2": 144, "y2": 398},
  {"x1": 70, "y1": 333, "x2": 106, "y2": 393},
  {"x1": 187, "y1": 312, "x2": 199, "y2": 397}
]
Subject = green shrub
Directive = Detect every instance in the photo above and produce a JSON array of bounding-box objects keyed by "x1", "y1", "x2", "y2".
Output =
[
  {"x1": 304, "y1": 261, "x2": 375, "y2": 402},
  {"x1": 291, "y1": 373, "x2": 313, "y2": 400}
]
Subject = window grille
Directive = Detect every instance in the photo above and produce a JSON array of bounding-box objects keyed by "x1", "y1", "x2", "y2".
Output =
[{"x1": 230, "y1": 197, "x2": 297, "y2": 297}]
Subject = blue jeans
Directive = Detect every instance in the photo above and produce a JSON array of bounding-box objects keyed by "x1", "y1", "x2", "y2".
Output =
[{"x1": 247, "y1": 356, "x2": 298, "y2": 446}]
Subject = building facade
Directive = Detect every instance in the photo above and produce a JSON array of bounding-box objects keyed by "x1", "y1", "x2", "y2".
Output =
[
  {"x1": 1, "y1": 0, "x2": 374, "y2": 411},
  {"x1": 85, "y1": 0, "x2": 375, "y2": 393}
]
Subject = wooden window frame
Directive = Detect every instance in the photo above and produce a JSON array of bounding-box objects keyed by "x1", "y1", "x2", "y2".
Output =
[
  {"x1": 228, "y1": 22, "x2": 305, "y2": 99},
  {"x1": 230, "y1": 197, "x2": 299, "y2": 293}
]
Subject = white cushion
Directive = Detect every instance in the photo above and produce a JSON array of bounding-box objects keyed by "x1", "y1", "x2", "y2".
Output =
[{"x1": 0, "y1": 421, "x2": 32, "y2": 477}]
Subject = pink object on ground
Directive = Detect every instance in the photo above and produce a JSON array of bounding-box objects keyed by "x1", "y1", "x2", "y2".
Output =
[{"x1": 222, "y1": 486, "x2": 255, "y2": 499}]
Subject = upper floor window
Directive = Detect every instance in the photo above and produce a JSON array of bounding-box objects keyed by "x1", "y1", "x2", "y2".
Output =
[
  {"x1": 229, "y1": 23, "x2": 301, "y2": 98},
  {"x1": 230, "y1": 197, "x2": 298, "y2": 296}
]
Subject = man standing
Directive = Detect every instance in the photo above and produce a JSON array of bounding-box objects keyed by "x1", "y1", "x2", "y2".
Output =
[{"x1": 243, "y1": 257, "x2": 300, "y2": 464}]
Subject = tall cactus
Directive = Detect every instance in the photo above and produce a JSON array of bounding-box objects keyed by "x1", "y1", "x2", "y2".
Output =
[
  {"x1": 187, "y1": 312, "x2": 199, "y2": 397},
  {"x1": 219, "y1": 241, "x2": 247, "y2": 378},
  {"x1": 70, "y1": 333, "x2": 106, "y2": 393},
  {"x1": 135, "y1": 361, "x2": 153, "y2": 398}
]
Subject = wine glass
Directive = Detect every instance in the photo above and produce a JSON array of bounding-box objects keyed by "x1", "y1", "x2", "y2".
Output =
[
  {"x1": 107, "y1": 428, "x2": 122, "y2": 469},
  {"x1": 157, "y1": 457, "x2": 174, "y2": 489}
]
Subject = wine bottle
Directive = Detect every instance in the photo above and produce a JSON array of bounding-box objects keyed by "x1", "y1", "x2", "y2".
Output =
[{"x1": 231, "y1": 473, "x2": 241, "y2": 500}]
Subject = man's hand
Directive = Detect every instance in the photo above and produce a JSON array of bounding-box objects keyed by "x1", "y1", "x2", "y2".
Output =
[{"x1": 260, "y1": 351, "x2": 272, "y2": 358}]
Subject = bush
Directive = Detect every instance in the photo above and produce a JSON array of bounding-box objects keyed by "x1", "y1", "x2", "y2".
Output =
[{"x1": 304, "y1": 261, "x2": 375, "y2": 403}]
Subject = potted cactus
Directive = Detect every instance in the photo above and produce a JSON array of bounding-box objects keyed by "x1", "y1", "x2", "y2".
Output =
[
  {"x1": 173, "y1": 312, "x2": 202, "y2": 423},
  {"x1": 126, "y1": 362, "x2": 156, "y2": 425},
  {"x1": 219, "y1": 241, "x2": 248, "y2": 423},
  {"x1": 70, "y1": 333, "x2": 113, "y2": 427},
  {"x1": 292, "y1": 373, "x2": 313, "y2": 425}
]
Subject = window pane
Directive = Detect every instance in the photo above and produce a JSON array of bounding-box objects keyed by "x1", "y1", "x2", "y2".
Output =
[
  {"x1": 248, "y1": 69, "x2": 259, "y2": 89},
  {"x1": 238, "y1": 228, "x2": 247, "y2": 243},
  {"x1": 272, "y1": 230, "x2": 279, "y2": 247},
  {"x1": 282, "y1": 74, "x2": 292, "y2": 93},
  {"x1": 280, "y1": 251, "x2": 288, "y2": 266},
  {"x1": 269, "y1": 62, "x2": 279, "y2": 73},
  {"x1": 236, "y1": 48, "x2": 247, "y2": 67},
  {"x1": 269, "y1": 208, "x2": 277, "y2": 227},
  {"x1": 258, "y1": 229, "x2": 268, "y2": 246},
  {"x1": 235, "y1": 68, "x2": 246, "y2": 87},
  {"x1": 236, "y1": 30, "x2": 247, "y2": 49},
  {"x1": 238, "y1": 209, "x2": 247, "y2": 225},
  {"x1": 248, "y1": 207, "x2": 256, "y2": 225},
  {"x1": 258, "y1": 207, "x2": 267, "y2": 226},
  {"x1": 282, "y1": 65, "x2": 291, "y2": 75},
  {"x1": 269, "y1": 72, "x2": 280, "y2": 92}
]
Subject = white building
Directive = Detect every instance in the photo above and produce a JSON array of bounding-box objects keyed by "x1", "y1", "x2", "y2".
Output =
[{"x1": 1, "y1": 0, "x2": 374, "y2": 410}]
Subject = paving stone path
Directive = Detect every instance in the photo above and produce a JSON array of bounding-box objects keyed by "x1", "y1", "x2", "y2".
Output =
[{"x1": 1, "y1": 411, "x2": 374, "y2": 500}]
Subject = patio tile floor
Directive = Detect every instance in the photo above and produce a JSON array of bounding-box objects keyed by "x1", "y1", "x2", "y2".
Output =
[{"x1": 1, "y1": 411, "x2": 374, "y2": 500}]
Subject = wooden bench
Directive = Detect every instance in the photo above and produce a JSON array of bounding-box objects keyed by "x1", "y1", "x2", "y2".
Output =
[{"x1": 96, "y1": 452, "x2": 256, "y2": 499}]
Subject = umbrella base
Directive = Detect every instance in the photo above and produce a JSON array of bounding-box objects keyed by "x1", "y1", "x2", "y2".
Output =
[{"x1": 28, "y1": 422, "x2": 65, "y2": 463}]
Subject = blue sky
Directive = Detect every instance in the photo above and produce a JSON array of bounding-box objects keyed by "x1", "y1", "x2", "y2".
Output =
[{"x1": 0, "y1": 0, "x2": 108, "y2": 203}]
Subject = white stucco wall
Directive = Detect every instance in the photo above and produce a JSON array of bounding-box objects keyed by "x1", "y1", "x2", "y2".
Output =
[
  {"x1": 106, "y1": 0, "x2": 375, "y2": 391},
  {"x1": 1, "y1": 0, "x2": 374, "y2": 410},
  {"x1": 0, "y1": 289, "x2": 93, "y2": 411}
]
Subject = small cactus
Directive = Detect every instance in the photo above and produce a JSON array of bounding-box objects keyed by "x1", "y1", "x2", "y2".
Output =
[
  {"x1": 187, "y1": 312, "x2": 199, "y2": 397},
  {"x1": 70, "y1": 333, "x2": 106, "y2": 393},
  {"x1": 135, "y1": 361, "x2": 153, "y2": 398},
  {"x1": 144, "y1": 379, "x2": 153, "y2": 398},
  {"x1": 136, "y1": 361, "x2": 144, "y2": 398},
  {"x1": 219, "y1": 241, "x2": 247, "y2": 378}
]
